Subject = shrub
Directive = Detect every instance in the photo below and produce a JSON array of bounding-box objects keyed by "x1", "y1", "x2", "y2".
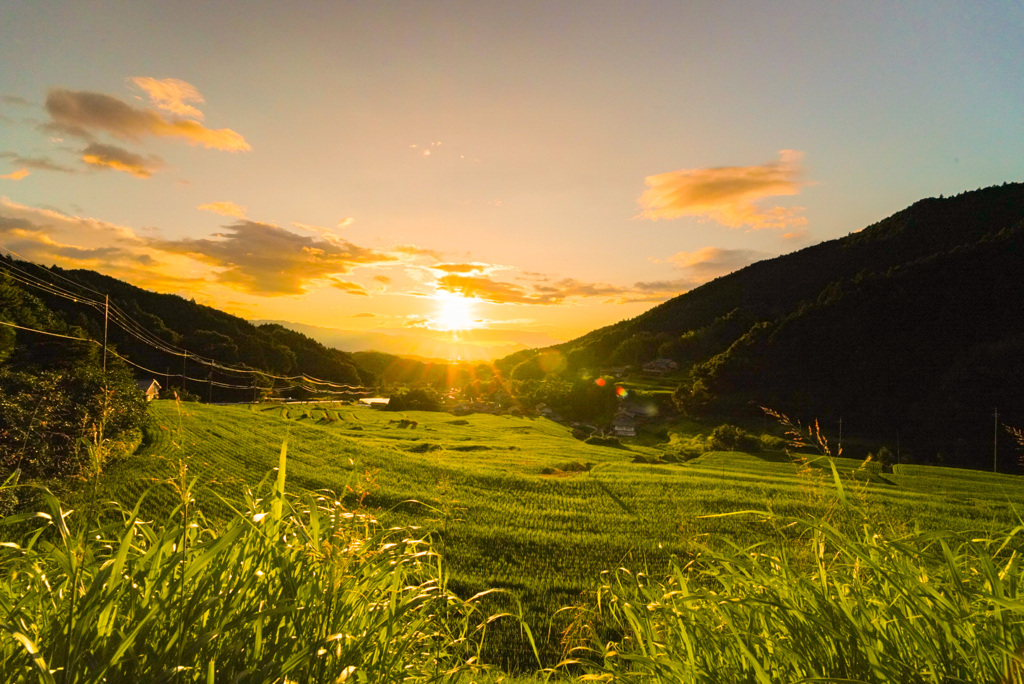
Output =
[
  {"x1": 386, "y1": 386, "x2": 443, "y2": 412},
  {"x1": 0, "y1": 363, "x2": 147, "y2": 480},
  {"x1": 707, "y1": 424, "x2": 760, "y2": 452}
]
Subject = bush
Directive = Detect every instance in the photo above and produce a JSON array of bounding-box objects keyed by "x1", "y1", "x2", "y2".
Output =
[
  {"x1": 0, "y1": 363, "x2": 147, "y2": 479},
  {"x1": 708, "y1": 424, "x2": 761, "y2": 452},
  {"x1": 385, "y1": 386, "x2": 443, "y2": 412}
]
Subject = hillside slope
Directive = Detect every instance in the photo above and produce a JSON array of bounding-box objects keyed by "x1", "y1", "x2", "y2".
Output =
[
  {"x1": 499, "y1": 183, "x2": 1024, "y2": 467},
  {"x1": 0, "y1": 258, "x2": 373, "y2": 400}
]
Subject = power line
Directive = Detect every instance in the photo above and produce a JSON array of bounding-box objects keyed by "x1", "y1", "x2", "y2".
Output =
[
  {"x1": 0, "y1": 321, "x2": 369, "y2": 396},
  {"x1": 0, "y1": 251, "x2": 372, "y2": 393}
]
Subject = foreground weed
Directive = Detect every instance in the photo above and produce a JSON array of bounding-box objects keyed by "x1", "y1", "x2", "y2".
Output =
[
  {"x1": 565, "y1": 416, "x2": 1024, "y2": 683},
  {"x1": 0, "y1": 442, "x2": 510, "y2": 682},
  {"x1": 572, "y1": 514, "x2": 1024, "y2": 682}
]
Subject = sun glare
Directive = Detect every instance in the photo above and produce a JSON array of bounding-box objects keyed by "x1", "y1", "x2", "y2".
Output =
[{"x1": 431, "y1": 290, "x2": 478, "y2": 331}]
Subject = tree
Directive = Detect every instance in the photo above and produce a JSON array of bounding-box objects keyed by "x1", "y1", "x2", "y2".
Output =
[{"x1": 0, "y1": 362, "x2": 147, "y2": 479}]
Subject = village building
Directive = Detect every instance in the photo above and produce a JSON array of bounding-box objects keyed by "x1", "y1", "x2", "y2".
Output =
[
  {"x1": 610, "y1": 409, "x2": 637, "y2": 438},
  {"x1": 136, "y1": 379, "x2": 161, "y2": 402},
  {"x1": 642, "y1": 358, "x2": 679, "y2": 375}
]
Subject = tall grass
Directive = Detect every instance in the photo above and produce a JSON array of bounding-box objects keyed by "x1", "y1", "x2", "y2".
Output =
[
  {"x1": 566, "y1": 462, "x2": 1024, "y2": 683},
  {"x1": 0, "y1": 442, "x2": 518, "y2": 683}
]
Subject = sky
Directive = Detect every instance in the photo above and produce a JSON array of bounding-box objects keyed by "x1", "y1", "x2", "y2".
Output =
[{"x1": 1, "y1": 1, "x2": 1022, "y2": 360}]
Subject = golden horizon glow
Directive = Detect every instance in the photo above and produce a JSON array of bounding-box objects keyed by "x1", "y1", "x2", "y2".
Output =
[{"x1": 430, "y1": 290, "x2": 479, "y2": 332}]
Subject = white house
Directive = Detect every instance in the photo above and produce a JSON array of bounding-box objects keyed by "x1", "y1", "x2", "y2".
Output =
[{"x1": 136, "y1": 379, "x2": 161, "y2": 401}]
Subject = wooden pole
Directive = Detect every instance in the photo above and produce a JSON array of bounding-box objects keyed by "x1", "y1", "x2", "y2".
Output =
[
  {"x1": 102, "y1": 294, "x2": 108, "y2": 373},
  {"x1": 994, "y1": 408, "x2": 999, "y2": 473}
]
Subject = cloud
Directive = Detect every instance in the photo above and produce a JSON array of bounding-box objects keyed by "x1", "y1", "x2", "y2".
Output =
[
  {"x1": 431, "y1": 262, "x2": 506, "y2": 276},
  {"x1": 392, "y1": 244, "x2": 444, "y2": 260},
  {"x1": 352, "y1": 312, "x2": 377, "y2": 318},
  {"x1": 666, "y1": 246, "x2": 767, "y2": 280},
  {"x1": 0, "y1": 197, "x2": 172, "y2": 281},
  {"x1": 81, "y1": 143, "x2": 164, "y2": 178},
  {"x1": 1, "y1": 95, "x2": 32, "y2": 106},
  {"x1": 436, "y1": 274, "x2": 640, "y2": 306},
  {"x1": 0, "y1": 152, "x2": 76, "y2": 173},
  {"x1": 1, "y1": 169, "x2": 30, "y2": 181},
  {"x1": 436, "y1": 275, "x2": 539, "y2": 304},
  {"x1": 148, "y1": 220, "x2": 397, "y2": 295},
  {"x1": 291, "y1": 221, "x2": 353, "y2": 246},
  {"x1": 45, "y1": 88, "x2": 250, "y2": 151},
  {"x1": 130, "y1": 77, "x2": 205, "y2": 119},
  {"x1": 329, "y1": 279, "x2": 370, "y2": 296},
  {"x1": 637, "y1": 150, "x2": 806, "y2": 230},
  {"x1": 374, "y1": 275, "x2": 392, "y2": 284},
  {"x1": 199, "y1": 201, "x2": 247, "y2": 219}
]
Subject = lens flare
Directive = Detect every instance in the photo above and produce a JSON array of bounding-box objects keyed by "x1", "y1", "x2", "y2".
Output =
[
  {"x1": 595, "y1": 378, "x2": 606, "y2": 387},
  {"x1": 616, "y1": 386, "x2": 628, "y2": 397}
]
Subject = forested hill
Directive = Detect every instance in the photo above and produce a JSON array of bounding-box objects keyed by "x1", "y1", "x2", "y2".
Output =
[
  {"x1": 498, "y1": 182, "x2": 1024, "y2": 468},
  {"x1": 0, "y1": 258, "x2": 373, "y2": 400}
]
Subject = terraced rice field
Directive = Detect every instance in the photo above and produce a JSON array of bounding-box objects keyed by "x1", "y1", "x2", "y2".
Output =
[{"x1": 99, "y1": 400, "x2": 1024, "y2": 668}]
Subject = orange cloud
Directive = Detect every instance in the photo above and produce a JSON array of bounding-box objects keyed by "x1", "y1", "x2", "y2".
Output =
[
  {"x1": 81, "y1": 143, "x2": 163, "y2": 178},
  {"x1": 437, "y1": 274, "x2": 650, "y2": 306},
  {"x1": 330, "y1": 278, "x2": 370, "y2": 296},
  {"x1": 666, "y1": 246, "x2": 767, "y2": 280},
  {"x1": 638, "y1": 150, "x2": 806, "y2": 230},
  {"x1": 431, "y1": 262, "x2": 506, "y2": 276},
  {"x1": 148, "y1": 220, "x2": 397, "y2": 295},
  {"x1": 199, "y1": 201, "x2": 247, "y2": 219},
  {"x1": 130, "y1": 77, "x2": 205, "y2": 119},
  {"x1": 45, "y1": 88, "x2": 250, "y2": 151},
  {"x1": 1, "y1": 168, "x2": 29, "y2": 180}
]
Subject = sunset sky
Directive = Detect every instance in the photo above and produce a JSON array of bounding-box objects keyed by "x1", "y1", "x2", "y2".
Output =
[{"x1": 1, "y1": 2, "x2": 1022, "y2": 359}]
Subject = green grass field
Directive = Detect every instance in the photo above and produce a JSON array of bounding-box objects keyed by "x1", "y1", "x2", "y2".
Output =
[{"x1": 98, "y1": 400, "x2": 1024, "y2": 670}]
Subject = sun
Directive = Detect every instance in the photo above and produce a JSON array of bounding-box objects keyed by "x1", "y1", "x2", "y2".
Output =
[{"x1": 431, "y1": 290, "x2": 478, "y2": 331}]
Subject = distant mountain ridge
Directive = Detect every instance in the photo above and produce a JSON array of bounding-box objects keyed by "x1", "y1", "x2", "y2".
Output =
[
  {"x1": 252, "y1": 319, "x2": 559, "y2": 361},
  {"x1": 497, "y1": 182, "x2": 1024, "y2": 468}
]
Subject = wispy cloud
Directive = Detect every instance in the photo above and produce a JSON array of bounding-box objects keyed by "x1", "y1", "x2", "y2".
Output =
[
  {"x1": 45, "y1": 87, "x2": 250, "y2": 151},
  {"x1": 435, "y1": 273, "x2": 666, "y2": 306},
  {"x1": 0, "y1": 197, "x2": 175, "y2": 285},
  {"x1": 431, "y1": 262, "x2": 507, "y2": 276},
  {"x1": 130, "y1": 77, "x2": 205, "y2": 119},
  {"x1": 198, "y1": 201, "x2": 247, "y2": 219},
  {"x1": 0, "y1": 151, "x2": 76, "y2": 173},
  {"x1": 1, "y1": 95, "x2": 32, "y2": 107},
  {"x1": 665, "y1": 246, "x2": 767, "y2": 280},
  {"x1": 329, "y1": 278, "x2": 370, "y2": 296},
  {"x1": 81, "y1": 143, "x2": 163, "y2": 178},
  {"x1": 638, "y1": 150, "x2": 806, "y2": 230},
  {"x1": 1, "y1": 169, "x2": 30, "y2": 181},
  {"x1": 290, "y1": 221, "x2": 354, "y2": 246},
  {"x1": 148, "y1": 220, "x2": 397, "y2": 295},
  {"x1": 393, "y1": 244, "x2": 444, "y2": 260}
]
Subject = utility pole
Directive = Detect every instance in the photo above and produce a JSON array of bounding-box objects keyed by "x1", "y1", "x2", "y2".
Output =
[
  {"x1": 208, "y1": 371, "x2": 213, "y2": 404},
  {"x1": 182, "y1": 353, "x2": 187, "y2": 394},
  {"x1": 994, "y1": 408, "x2": 999, "y2": 473},
  {"x1": 102, "y1": 294, "x2": 109, "y2": 373},
  {"x1": 839, "y1": 417, "x2": 843, "y2": 449}
]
